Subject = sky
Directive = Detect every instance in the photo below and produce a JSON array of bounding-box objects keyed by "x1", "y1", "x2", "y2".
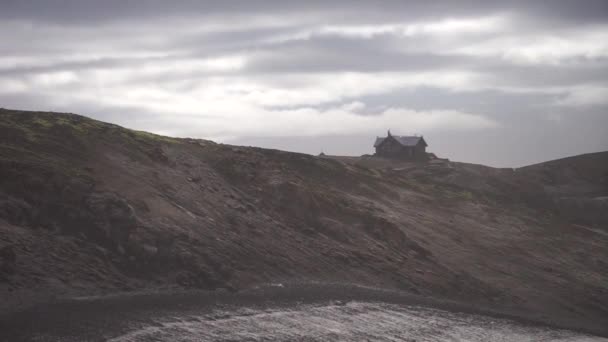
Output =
[{"x1": 1, "y1": 0, "x2": 607, "y2": 167}]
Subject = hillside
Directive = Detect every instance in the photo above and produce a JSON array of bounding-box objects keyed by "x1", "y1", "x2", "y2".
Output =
[{"x1": 1, "y1": 108, "x2": 607, "y2": 334}]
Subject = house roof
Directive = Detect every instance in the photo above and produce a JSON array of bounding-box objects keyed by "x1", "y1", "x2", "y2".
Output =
[{"x1": 374, "y1": 135, "x2": 427, "y2": 147}]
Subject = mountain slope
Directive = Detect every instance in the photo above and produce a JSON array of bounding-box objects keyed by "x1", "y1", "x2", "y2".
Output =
[{"x1": 1, "y1": 109, "x2": 607, "y2": 334}]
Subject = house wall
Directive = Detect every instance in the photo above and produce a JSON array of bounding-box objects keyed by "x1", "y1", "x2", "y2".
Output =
[
  {"x1": 375, "y1": 138, "x2": 427, "y2": 160},
  {"x1": 375, "y1": 138, "x2": 406, "y2": 158},
  {"x1": 414, "y1": 144, "x2": 426, "y2": 159}
]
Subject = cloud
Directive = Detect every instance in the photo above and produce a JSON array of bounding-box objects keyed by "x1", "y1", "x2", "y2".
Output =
[
  {"x1": 316, "y1": 15, "x2": 507, "y2": 39},
  {"x1": 260, "y1": 102, "x2": 497, "y2": 136},
  {"x1": 451, "y1": 26, "x2": 608, "y2": 64},
  {"x1": 3, "y1": 1, "x2": 607, "y2": 27},
  {"x1": 555, "y1": 86, "x2": 608, "y2": 107},
  {"x1": 135, "y1": 101, "x2": 496, "y2": 140},
  {"x1": 1, "y1": 0, "x2": 607, "y2": 166}
]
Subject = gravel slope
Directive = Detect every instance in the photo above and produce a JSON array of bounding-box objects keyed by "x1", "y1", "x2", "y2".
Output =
[{"x1": 1, "y1": 109, "x2": 607, "y2": 335}]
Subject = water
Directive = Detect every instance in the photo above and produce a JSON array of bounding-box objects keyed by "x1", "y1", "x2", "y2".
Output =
[{"x1": 108, "y1": 301, "x2": 607, "y2": 342}]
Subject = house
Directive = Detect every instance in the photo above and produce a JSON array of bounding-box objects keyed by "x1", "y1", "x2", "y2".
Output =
[{"x1": 374, "y1": 130, "x2": 428, "y2": 160}]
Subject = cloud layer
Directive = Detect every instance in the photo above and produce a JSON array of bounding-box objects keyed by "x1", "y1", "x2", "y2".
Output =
[{"x1": 1, "y1": 0, "x2": 607, "y2": 166}]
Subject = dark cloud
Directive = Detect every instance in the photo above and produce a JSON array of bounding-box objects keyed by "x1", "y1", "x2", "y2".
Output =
[
  {"x1": 245, "y1": 36, "x2": 472, "y2": 73},
  {"x1": 3, "y1": 0, "x2": 607, "y2": 25},
  {"x1": 478, "y1": 60, "x2": 608, "y2": 88}
]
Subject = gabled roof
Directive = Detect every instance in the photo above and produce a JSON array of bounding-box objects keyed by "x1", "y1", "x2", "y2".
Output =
[{"x1": 374, "y1": 135, "x2": 427, "y2": 148}]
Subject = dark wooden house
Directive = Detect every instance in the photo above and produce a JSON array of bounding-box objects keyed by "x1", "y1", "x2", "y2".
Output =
[{"x1": 374, "y1": 130, "x2": 428, "y2": 160}]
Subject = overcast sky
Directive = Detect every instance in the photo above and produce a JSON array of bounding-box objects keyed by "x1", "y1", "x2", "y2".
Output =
[{"x1": 1, "y1": 0, "x2": 607, "y2": 166}]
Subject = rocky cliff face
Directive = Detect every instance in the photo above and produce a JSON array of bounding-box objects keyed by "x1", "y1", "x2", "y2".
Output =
[{"x1": 1, "y1": 109, "x2": 607, "y2": 333}]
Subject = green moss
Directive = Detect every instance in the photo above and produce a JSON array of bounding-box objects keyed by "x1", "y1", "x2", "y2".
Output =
[
  {"x1": 52, "y1": 115, "x2": 105, "y2": 134},
  {"x1": 1, "y1": 110, "x2": 181, "y2": 149},
  {"x1": 460, "y1": 190, "x2": 474, "y2": 200},
  {"x1": 31, "y1": 117, "x2": 54, "y2": 128},
  {"x1": 130, "y1": 129, "x2": 178, "y2": 144}
]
